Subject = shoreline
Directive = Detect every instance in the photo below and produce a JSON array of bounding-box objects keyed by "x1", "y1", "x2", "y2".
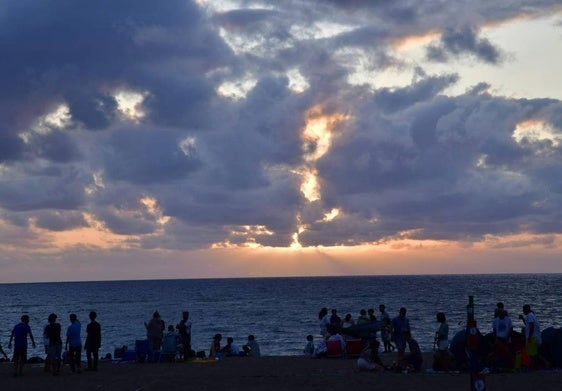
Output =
[{"x1": 2, "y1": 353, "x2": 562, "y2": 391}]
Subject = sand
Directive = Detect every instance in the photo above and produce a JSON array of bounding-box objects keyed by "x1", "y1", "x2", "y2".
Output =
[{"x1": 2, "y1": 353, "x2": 562, "y2": 391}]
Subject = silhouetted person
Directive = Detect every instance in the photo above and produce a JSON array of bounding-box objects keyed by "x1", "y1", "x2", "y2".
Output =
[
  {"x1": 8, "y1": 314, "x2": 36, "y2": 377},
  {"x1": 85, "y1": 311, "x2": 101, "y2": 371}
]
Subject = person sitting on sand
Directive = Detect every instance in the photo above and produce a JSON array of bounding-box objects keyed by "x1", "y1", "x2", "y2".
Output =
[
  {"x1": 342, "y1": 314, "x2": 355, "y2": 328},
  {"x1": 244, "y1": 335, "x2": 261, "y2": 357},
  {"x1": 401, "y1": 331, "x2": 423, "y2": 372},
  {"x1": 303, "y1": 335, "x2": 315, "y2": 356},
  {"x1": 221, "y1": 337, "x2": 241, "y2": 356},
  {"x1": 162, "y1": 325, "x2": 180, "y2": 362},
  {"x1": 357, "y1": 339, "x2": 384, "y2": 371},
  {"x1": 328, "y1": 332, "x2": 347, "y2": 352}
]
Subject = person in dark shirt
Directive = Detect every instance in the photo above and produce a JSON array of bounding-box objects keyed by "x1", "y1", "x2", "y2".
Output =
[
  {"x1": 85, "y1": 311, "x2": 102, "y2": 371},
  {"x1": 9, "y1": 314, "x2": 36, "y2": 377},
  {"x1": 44, "y1": 313, "x2": 62, "y2": 376},
  {"x1": 402, "y1": 331, "x2": 423, "y2": 372}
]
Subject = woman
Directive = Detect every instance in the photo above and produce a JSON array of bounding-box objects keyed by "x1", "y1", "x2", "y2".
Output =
[
  {"x1": 433, "y1": 312, "x2": 450, "y2": 371},
  {"x1": 318, "y1": 308, "x2": 330, "y2": 337}
]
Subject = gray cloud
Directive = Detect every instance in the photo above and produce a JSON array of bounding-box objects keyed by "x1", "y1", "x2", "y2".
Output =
[
  {"x1": 1, "y1": 0, "x2": 562, "y2": 253},
  {"x1": 426, "y1": 25, "x2": 503, "y2": 64}
]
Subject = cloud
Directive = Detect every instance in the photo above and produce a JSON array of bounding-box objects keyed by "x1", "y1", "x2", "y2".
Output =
[
  {"x1": 426, "y1": 25, "x2": 503, "y2": 64},
  {"x1": 1, "y1": 0, "x2": 562, "y2": 271}
]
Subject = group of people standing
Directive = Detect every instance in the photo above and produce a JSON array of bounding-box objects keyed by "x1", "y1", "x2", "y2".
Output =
[
  {"x1": 314, "y1": 305, "x2": 423, "y2": 371},
  {"x1": 1, "y1": 311, "x2": 101, "y2": 377},
  {"x1": 144, "y1": 310, "x2": 192, "y2": 362}
]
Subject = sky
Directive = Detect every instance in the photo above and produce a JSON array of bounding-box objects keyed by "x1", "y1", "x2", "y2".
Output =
[{"x1": 1, "y1": 0, "x2": 562, "y2": 283}]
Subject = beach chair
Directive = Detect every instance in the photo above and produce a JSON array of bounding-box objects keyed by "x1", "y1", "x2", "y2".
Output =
[
  {"x1": 345, "y1": 338, "x2": 363, "y2": 358},
  {"x1": 326, "y1": 340, "x2": 344, "y2": 358}
]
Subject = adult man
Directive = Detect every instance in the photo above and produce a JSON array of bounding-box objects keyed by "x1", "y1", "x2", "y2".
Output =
[
  {"x1": 85, "y1": 311, "x2": 102, "y2": 371},
  {"x1": 145, "y1": 311, "x2": 165, "y2": 362},
  {"x1": 66, "y1": 314, "x2": 82, "y2": 373},
  {"x1": 521, "y1": 304, "x2": 541, "y2": 369},
  {"x1": 391, "y1": 307, "x2": 410, "y2": 360},
  {"x1": 44, "y1": 313, "x2": 63, "y2": 376},
  {"x1": 176, "y1": 311, "x2": 192, "y2": 360},
  {"x1": 8, "y1": 314, "x2": 36, "y2": 377}
]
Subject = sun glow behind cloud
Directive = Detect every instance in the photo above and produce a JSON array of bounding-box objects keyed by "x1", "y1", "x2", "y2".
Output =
[{"x1": 513, "y1": 119, "x2": 561, "y2": 148}]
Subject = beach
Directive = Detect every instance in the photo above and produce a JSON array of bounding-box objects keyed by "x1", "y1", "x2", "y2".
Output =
[{"x1": 2, "y1": 353, "x2": 562, "y2": 391}]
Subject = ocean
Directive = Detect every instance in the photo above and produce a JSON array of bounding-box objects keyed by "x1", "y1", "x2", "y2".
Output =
[{"x1": 0, "y1": 274, "x2": 561, "y2": 357}]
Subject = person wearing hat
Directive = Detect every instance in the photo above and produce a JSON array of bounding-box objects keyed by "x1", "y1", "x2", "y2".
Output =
[{"x1": 44, "y1": 313, "x2": 62, "y2": 376}]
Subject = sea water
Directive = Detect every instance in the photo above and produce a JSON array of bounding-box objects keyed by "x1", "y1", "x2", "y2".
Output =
[{"x1": 0, "y1": 274, "x2": 561, "y2": 357}]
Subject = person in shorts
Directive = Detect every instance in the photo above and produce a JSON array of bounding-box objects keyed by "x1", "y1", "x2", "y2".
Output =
[
  {"x1": 8, "y1": 314, "x2": 36, "y2": 377},
  {"x1": 44, "y1": 313, "x2": 63, "y2": 376}
]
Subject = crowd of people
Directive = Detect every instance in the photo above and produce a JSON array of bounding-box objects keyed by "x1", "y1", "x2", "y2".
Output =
[
  {"x1": 0, "y1": 312, "x2": 101, "y2": 377},
  {"x1": 0, "y1": 301, "x2": 548, "y2": 377},
  {"x1": 307, "y1": 302, "x2": 545, "y2": 374}
]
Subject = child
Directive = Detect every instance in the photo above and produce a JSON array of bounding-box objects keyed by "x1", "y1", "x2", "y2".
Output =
[
  {"x1": 0, "y1": 341, "x2": 9, "y2": 360},
  {"x1": 382, "y1": 317, "x2": 394, "y2": 353},
  {"x1": 161, "y1": 325, "x2": 179, "y2": 362},
  {"x1": 303, "y1": 335, "x2": 314, "y2": 356}
]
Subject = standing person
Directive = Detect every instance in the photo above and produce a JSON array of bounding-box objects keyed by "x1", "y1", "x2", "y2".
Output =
[
  {"x1": 520, "y1": 304, "x2": 541, "y2": 369},
  {"x1": 379, "y1": 304, "x2": 391, "y2": 349},
  {"x1": 8, "y1": 314, "x2": 36, "y2": 377},
  {"x1": 0, "y1": 339, "x2": 9, "y2": 360},
  {"x1": 42, "y1": 318, "x2": 51, "y2": 372},
  {"x1": 318, "y1": 308, "x2": 330, "y2": 337},
  {"x1": 329, "y1": 309, "x2": 342, "y2": 330},
  {"x1": 357, "y1": 309, "x2": 370, "y2": 324},
  {"x1": 379, "y1": 304, "x2": 390, "y2": 322},
  {"x1": 85, "y1": 311, "x2": 101, "y2": 371},
  {"x1": 145, "y1": 311, "x2": 165, "y2": 362},
  {"x1": 391, "y1": 307, "x2": 410, "y2": 361},
  {"x1": 176, "y1": 311, "x2": 192, "y2": 360},
  {"x1": 44, "y1": 313, "x2": 63, "y2": 376},
  {"x1": 66, "y1": 313, "x2": 82, "y2": 373},
  {"x1": 367, "y1": 308, "x2": 377, "y2": 322},
  {"x1": 433, "y1": 312, "x2": 450, "y2": 371}
]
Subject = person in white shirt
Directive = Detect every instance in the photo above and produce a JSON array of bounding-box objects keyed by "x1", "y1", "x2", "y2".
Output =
[{"x1": 520, "y1": 304, "x2": 541, "y2": 368}]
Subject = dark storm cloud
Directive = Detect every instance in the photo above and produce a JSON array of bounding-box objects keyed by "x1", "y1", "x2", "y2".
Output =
[
  {"x1": 0, "y1": 135, "x2": 25, "y2": 162},
  {"x1": 65, "y1": 91, "x2": 118, "y2": 131},
  {"x1": 374, "y1": 74, "x2": 459, "y2": 113},
  {"x1": 426, "y1": 25, "x2": 502, "y2": 64},
  {"x1": 102, "y1": 128, "x2": 202, "y2": 184},
  {"x1": 33, "y1": 211, "x2": 88, "y2": 232},
  {"x1": 1, "y1": 0, "x2": 562, "y2": 252}
]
